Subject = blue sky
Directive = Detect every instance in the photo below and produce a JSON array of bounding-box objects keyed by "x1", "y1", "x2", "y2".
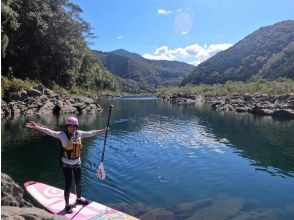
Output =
[{"x1": 73, "y1": 0, "x2": 294, "y2": 65}]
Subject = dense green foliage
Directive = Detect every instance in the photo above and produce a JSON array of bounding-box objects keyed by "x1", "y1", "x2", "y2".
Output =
[
  {"x1": 156, "y1": 78, "x2": 294, "y2": 96},
  {"x1": 1, "y1": 0, "x2": 118, "y2": 92},
  {"x1": 182, "y1": 20, "x2": 294, "y2": 85},
  {"x1": 94, "y1": 49, "x2": 194, "y2": 93},
  {"x1": 1, "y1": 76, "x2": 36, "y2": 97}
]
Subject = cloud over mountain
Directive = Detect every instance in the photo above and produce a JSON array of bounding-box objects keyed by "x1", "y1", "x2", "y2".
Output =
[{"x1": 143, "y1": 43, "x2": 233, "y2": 66}]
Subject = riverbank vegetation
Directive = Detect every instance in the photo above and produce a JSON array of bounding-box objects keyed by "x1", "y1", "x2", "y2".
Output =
[
  {"x1": 156, "y1": 77, "x2": 294, "y2": 96},
  {"x1": 1, "y1": 76, "x2": 121, "y2": 100},
  {"x1": 1, "y1": 0, "x2": 119, "y2": 96}
]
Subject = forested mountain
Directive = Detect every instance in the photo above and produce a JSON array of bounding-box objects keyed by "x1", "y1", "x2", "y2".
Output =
[
  {"x1": 94, "y1": 50, "x2": 194, "y2": 93},
  {"x1": 1, "y1": 0, "x2": 118, "y2": 91},
  {"x1": 182, "y1": 20, "x2": 294, "y2": 85}
]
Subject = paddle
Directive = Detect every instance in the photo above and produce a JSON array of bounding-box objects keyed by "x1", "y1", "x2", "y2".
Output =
[{"x1": 96, "y1": 105, "x2": 113, "y2": 180}]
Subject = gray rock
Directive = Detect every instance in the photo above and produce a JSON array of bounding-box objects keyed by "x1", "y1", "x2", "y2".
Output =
[
  {"x1": 1, "y1": 173, "x2": 32, "y2": 207},
  {"x1": 43, "y1": 89, "x2": 54, "y2": 97},
  {"x1": 261, "y1": 109, "x2": 274, "y2": 116},
  {"x1": 9, "y1": 103, "x2": 22, "y2": 117},
  {"x1": 27, "y1": 89, "x2": 42, "y2": 97},
  {"x1": 220, "y1": 104, "x2": 234, "y2": 111},
  {"x1": 211, "y1": 102, "x2": 222, "y2": 110},
  {"x1": 38, "y1": 100, "x2": 55, "y2": 115},
  {"x1": 33, "y1": 84, "x2": 45, "y2": 92},
  {"x1": 61, "y1": 104, "x2": 77, "y2": 114},
  {"x1": 10, "y1": 90, "x2": 28, "y2": 101},
  {"x1": 250, "y1": 105, "x2": 268, "y2": 115},
  {"x1": 243, "y1": 94, "x2": 255, "y2": 102},
  {"x1": 25, "y1": 108, "x2": 39, "y2": 115},
  {"x1": 1, "y1": 206, "x2": 67, "y2": 220},
  {"x1": 75, "y1": 97, "x2": 95, "y2": 104},
  {"x1": 236, "y1": 107, "x2": 249, "y2": 112},
  {"x1": 272, "y1": 109, "x2": 294, "y2": 119}
]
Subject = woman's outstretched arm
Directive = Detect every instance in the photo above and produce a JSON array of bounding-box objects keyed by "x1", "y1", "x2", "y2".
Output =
[{"x1": 26, "y1": 121, "x2": 61, "y2": 138}]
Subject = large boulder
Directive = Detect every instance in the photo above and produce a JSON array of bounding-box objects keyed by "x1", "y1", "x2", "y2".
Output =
[
  {"x1": 10, "y1": 89, "x2": 28, "y2": 101},
  {"x1": 272, "y1": 109, "x2": 294, "y2": 119},
  {"x1": 1, "y1": 173, "x2": 32, "y2": 207},
  {"x1": 27, "y1": 88, "x2": 42, "y2": 97},
  {"x1": 38, "y1": 100, "x2": 55, "y2": 115}
]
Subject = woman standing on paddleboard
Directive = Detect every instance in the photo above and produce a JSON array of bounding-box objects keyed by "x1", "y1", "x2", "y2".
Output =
[{"x1": 26, "y1": 117, "x2": 108, "y2": 213}]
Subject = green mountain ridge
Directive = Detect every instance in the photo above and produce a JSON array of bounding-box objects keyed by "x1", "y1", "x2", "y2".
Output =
[
  {"x1": 94, "y1": 50, "x2": 195, "y2": 93},
  {"x1": 182, "y1": 20, "x2": 294, "y2": 85}
]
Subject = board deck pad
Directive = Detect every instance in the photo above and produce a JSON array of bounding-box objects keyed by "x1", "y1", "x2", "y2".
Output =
[{"x1": 24, "y1": 181, "x2": 139, "y2": 220}]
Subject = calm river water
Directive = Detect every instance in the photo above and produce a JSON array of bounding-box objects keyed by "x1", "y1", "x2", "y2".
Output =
[{"x1": 2, "y1": 97, "x2": 294, "y2": 219}]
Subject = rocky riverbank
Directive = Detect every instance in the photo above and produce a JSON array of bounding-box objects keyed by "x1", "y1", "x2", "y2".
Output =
[
  {"x1": 1, "y1": 84, "x2": 108, "y2": 119},
  {"x1": 159, "y1": 93, "x2": 294, "y2": 119}
]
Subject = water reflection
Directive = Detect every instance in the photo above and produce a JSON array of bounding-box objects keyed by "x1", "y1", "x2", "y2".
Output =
[{"x1": 189, "y1": 104, "x2": 294, "y2": 177}]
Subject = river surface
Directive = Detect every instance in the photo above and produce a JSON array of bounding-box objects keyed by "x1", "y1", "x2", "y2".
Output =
[{"x1": 2, "y1": 97, "x2": 294, "y2": 219}]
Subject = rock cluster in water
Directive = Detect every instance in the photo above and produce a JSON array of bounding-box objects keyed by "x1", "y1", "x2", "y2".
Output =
[
  {"x1": 159, "y1": 93, "x2": 294, "y2": 119},
  {"x1": 1, "y1": 84, "x2": 103, "y2": 119}
]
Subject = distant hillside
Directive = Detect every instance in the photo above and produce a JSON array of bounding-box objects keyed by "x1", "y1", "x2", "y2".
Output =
[
  {"x1": 111, "y1": 49, "x2": 145, "y2": 60},
  {"x1": 182, "y1": 20, "x2": 294, "y2": 85},
  {"x1": 94, "y1": 49, "x2": 194, "y2": 93}
]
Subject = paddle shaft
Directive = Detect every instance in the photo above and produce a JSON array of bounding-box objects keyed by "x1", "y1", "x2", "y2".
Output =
[{"x1": 101, "y1": 105, "x2": 113, "y2": 162}]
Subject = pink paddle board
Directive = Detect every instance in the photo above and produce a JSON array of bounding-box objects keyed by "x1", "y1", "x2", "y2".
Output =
[{"x1": 24, "y1": 181, "x2": 139, "y2": 220}]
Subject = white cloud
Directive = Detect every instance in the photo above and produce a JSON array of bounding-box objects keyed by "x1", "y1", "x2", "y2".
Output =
[
  {"x1": 117, "y1": 36, "x2": 123, "y2": 39},
  {"x1": 158, "y1": 9, "x2": 172, "y2": 14},
  {"x1": 143, "y1": 43, "x2": 233, "y2": 66},
  {"x1": 177, "y1": 8, "x2": 182, "y2": 12}
]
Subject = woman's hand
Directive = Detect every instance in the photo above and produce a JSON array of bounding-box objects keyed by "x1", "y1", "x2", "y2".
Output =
[
  {"x1": 101, "y1": 127, "x2": 109, "y2": 132},
  {"x1": 26, "y1": 121, "x2": 37, "y2": 129}
]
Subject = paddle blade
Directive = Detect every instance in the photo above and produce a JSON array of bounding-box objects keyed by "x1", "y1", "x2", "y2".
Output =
[{"x1": 96, "y1": 162, "x2": 106, "y2": 180}]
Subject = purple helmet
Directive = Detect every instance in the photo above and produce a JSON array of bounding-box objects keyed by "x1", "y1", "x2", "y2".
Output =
[{"x1": 65, "y1": 116, "x2": 79, "y2": 126}]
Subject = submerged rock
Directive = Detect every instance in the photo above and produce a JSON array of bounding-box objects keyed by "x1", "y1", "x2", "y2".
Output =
[
  {"x1": 186, "y1": 195, "x2": 244, "y2": 220},
  {"x1": 140, "y1": 208, "x2": 177, "y2": 220},
  {"x1": 111, "y1": 202, "x2": 153, "y2": 217},
  {"x1": 232, "y1": 210, "x2": 279, "y2": 220}
]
